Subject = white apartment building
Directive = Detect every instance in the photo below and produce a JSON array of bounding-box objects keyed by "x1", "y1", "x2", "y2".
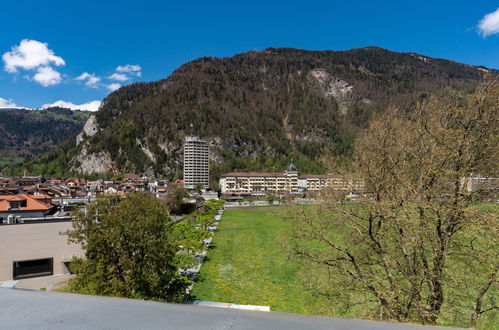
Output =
[{"x1": 183, "y1": 136, "x2": 209, "y2": 189}]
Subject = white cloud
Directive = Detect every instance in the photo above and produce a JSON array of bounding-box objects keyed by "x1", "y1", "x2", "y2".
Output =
[
  {"x1": 2, "y1": 39, "x2": 65, "y2": 73},
  {"x1": 108, "y1": 73, "x2": 130, "y2": 81},
  {"x1": 0, "y1": 97, "x2": 16, "y2": 107},
  {"x1": 2, "y1": 39, "x2": 65, "y2": 87},
  {"x1": 75, "y1": 72, "x2": 101, "y2": 87},
  {"x1": 116, "y1": 64, "x2": 141, "y2": 77},
  {"x1": 105, "y1": 64, "x2": 142, "y2": 85},
  {"x1": 478, "y1": 8, "x2": 499, "y2": 37},
  {"x1": 106, "y1": 83, "x2": 121, "y2": 92},
  {"x1": 116, "y1": 64, "x2": 141, "y2": 72},
  {"x1": 32, "y1": 66, "x2": 62, "y2": 87},
  {"x1": 41, "y1": 100, "x2": 101, "y2": 112}
]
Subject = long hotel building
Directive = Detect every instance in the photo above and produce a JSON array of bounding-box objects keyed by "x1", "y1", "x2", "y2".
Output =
[
  {"x1": 220, "y1": 164, "x2": 364, "y2": 196},
  {"x1": 183, "y1": 136, "x2": 209, "y2": 189}
]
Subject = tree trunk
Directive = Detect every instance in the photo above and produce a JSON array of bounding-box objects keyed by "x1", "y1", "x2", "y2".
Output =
[{"x1": 470, "y1": 311, "x2": 479, "y2": 329}]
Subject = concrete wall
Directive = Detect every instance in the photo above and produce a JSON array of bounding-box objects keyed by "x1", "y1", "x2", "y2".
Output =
[{"x1": 0, "y1": 222, "x2": 83, "y2": 281}]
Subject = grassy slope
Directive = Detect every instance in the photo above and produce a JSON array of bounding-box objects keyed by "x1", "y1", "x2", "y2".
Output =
[{"x1": 190, "y1": 206, "x2": 310, "y2": 313}]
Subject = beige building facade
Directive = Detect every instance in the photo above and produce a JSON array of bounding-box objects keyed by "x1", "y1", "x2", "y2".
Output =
[
  {"x1": 0, "y1": 222, "x2": 83, "y2": 282},
  {"x1": 220, "y1": 165, "x2": 364, "y2": 196},
  {"x1": 220, "y1": 164, "x2": 299, "y2": 196}
]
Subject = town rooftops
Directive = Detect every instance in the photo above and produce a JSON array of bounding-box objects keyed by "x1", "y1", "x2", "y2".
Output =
[
  {"x1": 30, "y1": 194, "x2": 53, "y2": 200},
  {"x1": 2, "y1": 177, "x2": 39, "y2": 186}
]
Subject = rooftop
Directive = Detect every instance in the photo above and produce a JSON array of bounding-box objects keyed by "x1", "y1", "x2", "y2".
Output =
[
  {"x1": 0, "y1": 289, "x2": 457, "y2": 330},
  {"x1": 0, "y1": 193, "x2": 54, "y2": 212}
]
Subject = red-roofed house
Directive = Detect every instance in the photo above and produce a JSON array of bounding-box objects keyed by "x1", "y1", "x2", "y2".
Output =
[
  {"x1": 0, "y1": 194, "x2": 56, "y2": 223},
  {"x1": 121, "y1": 174, "x2": 147, "y2": 191}
]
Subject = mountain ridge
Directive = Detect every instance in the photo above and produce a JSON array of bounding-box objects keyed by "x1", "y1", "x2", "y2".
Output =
[{"x1": 5, "y1": 47, "x2": 496, "y2": 181}]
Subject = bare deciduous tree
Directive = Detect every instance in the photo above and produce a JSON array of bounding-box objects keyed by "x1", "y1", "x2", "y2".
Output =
[{"x1": 290, "y1": 78, "x2": 498, "y2": 326}]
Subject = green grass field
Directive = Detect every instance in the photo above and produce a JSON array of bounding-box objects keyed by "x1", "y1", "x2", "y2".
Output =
[
  {"x1": 191, "y1": 204, "x2": 498, "y2": 328},
  {"x1": 190, "y1": 206, "x2": 310, "y2": 313}
]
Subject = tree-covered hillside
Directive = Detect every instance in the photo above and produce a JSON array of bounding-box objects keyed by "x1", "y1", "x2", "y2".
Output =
[
  {"x1": 6, "y1": 47, "x2": 495, "y2": 180},
  {"x1": 0, "y1": 107, "x2": 90, "y2": 169}
]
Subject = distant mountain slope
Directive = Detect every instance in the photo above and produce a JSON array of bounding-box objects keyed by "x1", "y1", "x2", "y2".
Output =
[
  {"x1": 6, "y1": 47, "x2": 495, "y2": 180},
  {"x1": 0, "y1": 107, "x2": 90, "y2": 168}
]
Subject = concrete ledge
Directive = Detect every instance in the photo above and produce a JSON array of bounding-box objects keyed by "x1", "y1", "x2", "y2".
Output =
[{"x1": 190, "y1": 299, "x2": 270, "y2": 312}]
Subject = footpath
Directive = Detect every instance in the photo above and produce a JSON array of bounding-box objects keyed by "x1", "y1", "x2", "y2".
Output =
[{"x1": 179, "y1": 207, "x2": 224, "y2": 294}]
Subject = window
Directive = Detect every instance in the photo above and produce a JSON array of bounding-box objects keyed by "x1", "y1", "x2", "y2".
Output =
[
  {"x1": 13, "y1": 258, "x2": 53, "y2": 280},
  {"x1": 9, "y1": 201, "x2": 21, "y2": 209}
]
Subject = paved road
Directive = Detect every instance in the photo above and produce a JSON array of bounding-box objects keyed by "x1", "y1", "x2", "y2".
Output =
[{"x1": 0, "y1": 289, "x2": 457, "y2": 330}]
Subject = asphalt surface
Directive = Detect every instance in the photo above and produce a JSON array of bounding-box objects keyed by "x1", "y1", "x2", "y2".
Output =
[{"x1": 0, "y1": 289, "x2": 458, "y2": 330}]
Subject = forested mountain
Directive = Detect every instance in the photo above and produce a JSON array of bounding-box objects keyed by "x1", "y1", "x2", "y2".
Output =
[
  {"x1": 6, "y1": 47, "x2": 495, "y2": 180},
  {"x1": 0, "y1": 107, "x2": 90, "y2": 168}
]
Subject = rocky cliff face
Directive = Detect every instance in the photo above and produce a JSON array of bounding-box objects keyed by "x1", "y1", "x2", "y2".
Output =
[
  {"x1": 308, "y1": 69, "x2": 356, "y2": 115},
  {"x1": 71, "y1": 145, "x2": 113, "y2": 174},
  {"x1": 13, "y1": 47, "x2": 495, "y2": 178},
  {"x1": 76, "y1": 114, "x2": 100, "y2": 146}
]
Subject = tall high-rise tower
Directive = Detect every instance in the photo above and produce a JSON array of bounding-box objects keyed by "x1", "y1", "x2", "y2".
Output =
[{"x1": 183, "y1": 136, "x2": 209, "y2": 189}]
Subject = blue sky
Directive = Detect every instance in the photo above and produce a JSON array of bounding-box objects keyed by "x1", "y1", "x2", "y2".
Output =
[{"x1": 1, "y1": 0, "x2": 498, "y2": 111}]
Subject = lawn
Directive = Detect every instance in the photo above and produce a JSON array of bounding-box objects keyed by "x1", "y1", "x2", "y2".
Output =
[
  {"x1": 190, "y1": 206, "x2": 311, "y2": 313},
  {"x1": 190, "y1": 203, "x2": 498, "y2": 328}
]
